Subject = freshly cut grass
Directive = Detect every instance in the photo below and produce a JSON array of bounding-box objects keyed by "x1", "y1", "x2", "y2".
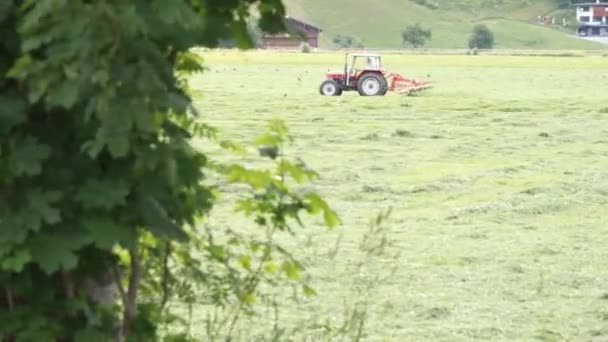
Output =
[{"x1": 189, "y1": 50, "x2": 608, "y2": 340}]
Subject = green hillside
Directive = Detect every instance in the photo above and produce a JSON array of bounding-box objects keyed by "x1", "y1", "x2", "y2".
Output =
[{"x1": 284, "y1": 0, "x2": 606, "y2": 49}]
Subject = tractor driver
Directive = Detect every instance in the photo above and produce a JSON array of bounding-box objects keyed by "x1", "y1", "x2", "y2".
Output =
[{"x1": 366, "y1": 57, "x2": 379, "y2": 69}]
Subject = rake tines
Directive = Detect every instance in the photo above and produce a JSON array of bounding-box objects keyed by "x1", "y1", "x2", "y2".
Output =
[{"x1": 386, "y1": 72, "x2": 433, "y2": 95}]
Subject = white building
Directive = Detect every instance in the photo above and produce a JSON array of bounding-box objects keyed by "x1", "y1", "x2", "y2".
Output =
[{"x1": 575, "y1": 0, "x2": 608, "y2": 36}]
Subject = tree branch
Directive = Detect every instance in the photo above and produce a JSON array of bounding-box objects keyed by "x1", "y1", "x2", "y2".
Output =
[
  {"x1": 122, "y1": 248, "x2": 141, "y2": 338},
  {"x1": 98, "y1": 0, "x2": 123, "y2": 58},
  {"x1": 111, "y1": 265, "x2": 128, "y2": 309},
  {"x1": 61, "y1": 271, "x2": 75, "y2": 300},
  {"x1": 4, "y1": 286, "x2": 14, "y2": 312},
  {"x1": 167, "y1": 47, "x2": 178, "y2": 66},
  {"x1": 160, "y1": 242, "x2": 172, "y2": 310}
]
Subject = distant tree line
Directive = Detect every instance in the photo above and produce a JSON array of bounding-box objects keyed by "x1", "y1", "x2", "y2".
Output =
[{"x1": 398, "y1": 23, "x2": 494, "y2": 49}]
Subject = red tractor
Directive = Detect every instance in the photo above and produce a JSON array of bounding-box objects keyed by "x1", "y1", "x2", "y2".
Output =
[{"x1": 319, "y1": 53, "x2": 432, "y2": 96}]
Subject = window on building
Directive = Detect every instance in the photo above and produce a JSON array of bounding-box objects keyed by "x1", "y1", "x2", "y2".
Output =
[
  {"x1": 593, "y1": 16, "x2": 603, "y2": 22},
  {"x1": 592, "y1": 27, "x2": 601, "y2": 35},
  {"x1": 580, "y1": 16, "x2": 590, "y2": 22},
  {"x1": 581, "y1": 6, "x2": 589, "y2": 11}
]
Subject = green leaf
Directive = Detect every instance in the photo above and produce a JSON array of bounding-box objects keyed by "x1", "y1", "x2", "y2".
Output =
[
  {"x1": 192, "y1": 123, "x2": 218, "y2": 139},
  {"x1": 175, "y1": 52, "x2": 205, "y2": 74},
  {"x1": 1, "y1": 249, "x2": 31, "y2": 272},
  {"x1": 28, "y1": 76, "x2": 53, "y2": 104},
  {"x1": 91, "y1": 70, "x2": 109, "y2": 85},
  {"x1": 305, "y1": 193, "x2": 341, "y2": 228},
  {"x1": 250, "y1": 241, "x2": 261, "y2": 252},
  {"x1": 28, "y1": 231, "x2": 86, "y2": 274},
  {"x1": 14, "y1": 190, "x2": 62, "y2": 235},
  {"x1": 207, "y1": 245, "x2": 227, "y2": 261},
  {"x1": 83, "y1": 218, "x2": 137, "y2": 249},
  {"x1": 268, "y1": 119, "x2": 289, "y2": 137},
  {"x1": 21, "y1": 30, "x2": 55, "y2": 53},
  {"x1": 238, "y1": 255, "x2": 252, "y2": 270},
  {"x1": 263, "y1": 262, "x2": 277, "y2": 274},
  {"x1": 6, "y1": 54, "x2": 33, "y2": 79},
  {"x1": 8, "y1": 136, "x2": 51, "y2": 177},
  {"x1": 323, "y1": 210, "x2": 341, "y2": 229},
  {"x1": 150, "y1": 0, "x2": 186, "y2": 25},
  {"x1": 134, "y1": 109, "x2": 160, "y2": 133},
  {"x1": 0, "y1": 218, "x2": 27, "y2": 244},
  {"x1": 219, "y1": 140, "x2": 246, "y2": 155},
  {"x1": 94, "y1": 114, "x2": 132, "y2": 157},
  {"x1": 106, "y1": 134, "x2": 130, "y2": 158},
  {"x1": 278, "y1": 160, "x2": 318, "y2": 183},
  {"x1": 139, "y1": 196, "x2": 188, "y2": 242},
  {"x1": 227, "y1": 237, "x2": 240, "y2": 246},
  {"x1": 76, "y1": 179, "x2": 129, "y2": 210},
  {"x1": 117, "y1": 3, "x2": 147, "y2": 36},
  {"x1": 281, "y1": 260, "x2": 301, "y2": 280},
  {"x1": 35, "y1": 250, "x2": 77, "y2": 274},
  {"x1": 253, "y1": 120, "x2": 291, "y2": 151},
  {"x1": 302, "y1": 284, "x2": 317, "y2": 297},
  {"x1": 234, "y1": 198, "x2": 255, "y2": 215},
  {"x1": 0, "y1": 94, "x2": 27, "y2": 133},
  {"x1": 46, "y1": 78, "x2": 79, "y2": 109},
  {"x1": 241, "y1": 292, "x2": 256, "y2": 305},
  {"x1": 225, "y1": 164, "x2": 272, "y2": 189},
  {"x1": 254, "y1": 133, "x2": 281, "y2": 147}
]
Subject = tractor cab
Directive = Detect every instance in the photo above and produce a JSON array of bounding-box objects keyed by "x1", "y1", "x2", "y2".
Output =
[
  {"x1": 319, "y1": 52, "x2": 432, "y2": 97},
  {"x1": 325, "y1": 53, "x2": 383, "y2": 83},
  {"x1": 346, "y1": 53, "x2": 383, "y2": 81}
]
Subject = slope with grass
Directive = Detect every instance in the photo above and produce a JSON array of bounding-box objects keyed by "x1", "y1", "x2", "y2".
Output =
[{"x1": 283, "y1": 0, "x2": 606, "y2": 49}]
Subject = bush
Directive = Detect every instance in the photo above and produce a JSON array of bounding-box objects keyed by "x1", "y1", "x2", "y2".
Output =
[
  {"x1": 332, "y1": 35, "x2": 364, "y2": 49},
  {"x1": 402, "y1": 23, "x2": 432, "y2": 48},
  {"x1": 333, "y1": 34, "x2": 354, "y2": 48},
  {"x1": 468, "y1": 24, "x2": 495, "y2": 49},
  {"x1": 300, "y1": 42, "x2": 312, "y2": 53}
]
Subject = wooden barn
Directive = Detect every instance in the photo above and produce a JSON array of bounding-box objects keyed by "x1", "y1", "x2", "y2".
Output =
[{"x1": 259, "y1": 16, "x2": 322, "y2": 49}]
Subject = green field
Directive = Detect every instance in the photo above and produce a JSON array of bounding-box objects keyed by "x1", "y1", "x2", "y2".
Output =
[
  {"x1": 283, "y1": 0, "x2": 607, "y2": 50},
  {"x1": 187, "y1": 50, "x2": 608, "y2": 340}
]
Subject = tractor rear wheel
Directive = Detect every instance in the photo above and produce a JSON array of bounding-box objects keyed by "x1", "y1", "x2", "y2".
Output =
[
  {"x1": 319, "y1": 79, "x2": 342, "y2": 96},
  {"x1": 380, "y1": 77, "x2": 389, "y2": 95},
  {"x1": 357, "y1": 73, "x2": 384, "y2": 96}
]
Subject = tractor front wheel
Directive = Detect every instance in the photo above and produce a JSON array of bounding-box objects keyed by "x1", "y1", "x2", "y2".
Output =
[
  {"x1": 319, "y1": 79, "x2": 342, "y2": 96},
  {"x1": 357, "y1": 73, "x2": 384, "y2": 96}
]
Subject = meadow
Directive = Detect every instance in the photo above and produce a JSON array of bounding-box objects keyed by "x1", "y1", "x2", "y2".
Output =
[{"x1": 187, "y1": 50, "x2": 608, "y2": 341}]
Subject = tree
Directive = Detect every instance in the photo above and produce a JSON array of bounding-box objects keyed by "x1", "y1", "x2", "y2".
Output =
[
  {"x1": 333, "y1": 34, "x2": 354, "y2": 48},
  {"x1": 468, "y1": 24, "x2": 495, "y2": 49},
  {"x1": 0, "y1": 1, "x2": 339, "y2": 341},
  {"x1": 401, "y1": 23, "x2": 432, "y2": 48}
]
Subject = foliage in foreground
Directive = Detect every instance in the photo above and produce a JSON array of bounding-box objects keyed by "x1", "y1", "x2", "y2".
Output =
[{"x1": 0, "y1": 0, "x2": 341, "y2": 340}]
